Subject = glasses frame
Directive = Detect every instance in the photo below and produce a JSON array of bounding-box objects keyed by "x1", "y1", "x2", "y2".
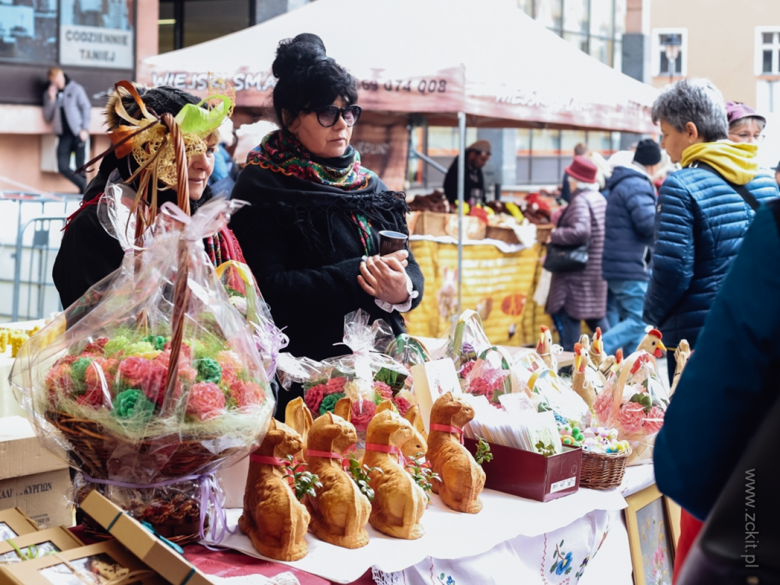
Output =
[{"x1": 312, "y1": 104, "x2": 362, "y2": 128}]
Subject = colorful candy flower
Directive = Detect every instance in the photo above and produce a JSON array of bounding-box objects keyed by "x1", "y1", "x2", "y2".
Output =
[
  {"x1": 112, "y1": 389, "x2": 155, "y2": 423},
  {"x1": 196, "y1": 358, "x2": 222, "y2": 384},
  {"x1": 643, "y1": 406, "x2": 665, "y2": 434},
  {"x1": 186, "y1": 382, "x2": 226, "y2": 421},
  {"x1": 118, "y1": 357, "x2": 154, "y2": 389},
  {"x1": 305, "y1": 384, "x2": 327, "y2": 415},
  {"x1": 319, "y1": 392, "x2": 346, "y2": 417},
  {"x1": 350, "y1": 398, "x2": 377, "y2": 431},
  {"x1": 229, "y1": 379, "x2": 265, "y2": 409},
  {"x1": 618, "y1": 402, "x2": 646, "y2": 434}
]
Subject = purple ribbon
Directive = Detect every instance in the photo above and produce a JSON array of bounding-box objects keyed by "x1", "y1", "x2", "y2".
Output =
[
  {"x1": 81, "y1": 472, "x2": 234, "y2": 545},
  {"x1": 253, "y1": 320, "x2": 289, "y2": 380}
]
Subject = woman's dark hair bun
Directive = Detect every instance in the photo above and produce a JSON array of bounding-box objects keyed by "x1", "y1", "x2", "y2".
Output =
[
  {"x1": 272, "y1": 33, "x2": 329, "y2": 79},
  {"x1": 271, "y1": 32, "x2": 358, "y2": 131}
]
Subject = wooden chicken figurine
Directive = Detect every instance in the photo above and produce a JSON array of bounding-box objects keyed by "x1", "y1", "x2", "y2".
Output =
[
  {"x1": 363, "y1": 409, "x2": 428, "y2": 539},
  {"x1": 303, "y1": 400, "x2": 372, "y2": 549},
  {"x1": 536, "y1": 325, "x2": 558, "y2": 373},
  {"x1": 428, "y1": 392, "x2": 486, "y2": 514},
  {"x1": 589, "y1": 327, "x2": 605, "y2": 368},
  {"x1": 636, "y1": 328, "x2": 667, "y2": 361},
  {"x1": 239, "y1": 419, "x2": 311, "y2": 562},
  {"x1": 572, "y1": 342, "x2": 596, "y2": 407},
  {"x1": 285, "y1": 397, "x2": 313, "y2": 461},
  {"x1": 670, "y1": 340, "x2": 692, "y2": 396}
]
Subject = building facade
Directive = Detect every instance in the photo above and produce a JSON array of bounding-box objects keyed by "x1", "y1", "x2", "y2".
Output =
[
  {"x1": 648, "y1": 0, "x2": 780, "y2": 110},
  {"x1": 412, "y1": 0, "x2": 630, "y2": 191}
]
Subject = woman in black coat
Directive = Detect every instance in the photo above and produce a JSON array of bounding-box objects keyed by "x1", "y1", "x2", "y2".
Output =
[{"x1": 229, "y1": 34, "x2": 424, "y2": 413}]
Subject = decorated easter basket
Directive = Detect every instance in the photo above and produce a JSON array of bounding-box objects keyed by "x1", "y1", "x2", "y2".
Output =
[
  {"x1": 12, "y1": 199, "x2": 275, "y2": 546},
  {"x1": 579, "y1": 447, "x2": 632, "y2": 490}
]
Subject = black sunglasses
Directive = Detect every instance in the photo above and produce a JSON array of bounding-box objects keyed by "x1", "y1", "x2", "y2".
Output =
[{"x1": 312, "y1": 104, "x2": 362, "y2": 128}]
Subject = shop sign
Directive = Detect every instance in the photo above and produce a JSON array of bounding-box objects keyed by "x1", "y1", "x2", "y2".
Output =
[{"x1": 60, "y1": 25, "x2": 134, "y2": 69}]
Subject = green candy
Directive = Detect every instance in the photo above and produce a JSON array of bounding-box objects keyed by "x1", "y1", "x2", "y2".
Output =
[
  {"x1": 319, "y1": 392, "x2": 346, "y2": 417},
  {"x1": 196, "y1": 358, "x2": 222, "y2": 383},
  {"x1": 103, "y1": 337, "x2": 129, "y2": 357},
  {"x1": 70, "y1": 358, "x2": 94, "y2": 383},
  {"x1": 125, "y1": 341, "x2": 155, "y2": 356},
  {"x1": 191, "y1": 340, "x2": 209, "y2": 360},
  {"x1": 144, "y1": 335, "x2": 167, "y2": 351},
  {"x1": 112, "y1": 389, "x2": 155, "y2": 423}
]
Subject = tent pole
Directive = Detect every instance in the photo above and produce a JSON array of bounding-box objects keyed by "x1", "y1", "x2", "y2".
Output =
[{"x1": 457, "y1": 111, "x2": 466, "y2": 315}]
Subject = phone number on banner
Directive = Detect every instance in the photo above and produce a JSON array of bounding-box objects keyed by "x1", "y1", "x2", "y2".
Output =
[{"x1": 360, "y1": 79, "x2": 448, "y2": 94}]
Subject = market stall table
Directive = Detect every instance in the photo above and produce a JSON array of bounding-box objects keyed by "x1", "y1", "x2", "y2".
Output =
[
  {"x1": 0, "y1": 319, "x2": 46, "y2": 418},
  {"x1": 191, "y1": 466, "x2": 655, "y2": 585}
]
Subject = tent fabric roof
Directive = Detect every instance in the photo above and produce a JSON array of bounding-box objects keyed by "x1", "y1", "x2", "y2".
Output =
[{"x1": 140, "y1": 0, "x2": 659, "y2": 133}]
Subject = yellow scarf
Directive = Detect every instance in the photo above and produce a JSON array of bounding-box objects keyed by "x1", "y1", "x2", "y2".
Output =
[{"x1": 680, "y1": 141, "x2": 759, "y2": 185}]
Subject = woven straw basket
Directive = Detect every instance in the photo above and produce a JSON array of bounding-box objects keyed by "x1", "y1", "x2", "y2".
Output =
[{"x1": 579, "y1": 447, "x2": 631, "y2": 490}]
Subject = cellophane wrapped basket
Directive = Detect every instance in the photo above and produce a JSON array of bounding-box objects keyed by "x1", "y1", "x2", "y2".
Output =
[
  {"x1": 279, "y1": 310, "x2": 416, "y2": 434},
  {"x1": 512, "y1": 350, "x2": 590, "y2": 428},
  {"x1": 445, "y1": 310, "x2": 521, "y2": 407},
  {"x1": 11, "y1": 199, "x2": 275, "y2": 544},
  {"x1": 592, "y1": 351, "x2": 668, "y2": 465}
]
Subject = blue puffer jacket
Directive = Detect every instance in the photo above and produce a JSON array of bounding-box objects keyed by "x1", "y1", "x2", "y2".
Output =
[
  {"x1": 643, "y1": 168, "x2": 778, "y2": 347},
  {"x1": 602, "y1": 165, "x2": 656, "y2": 282}
]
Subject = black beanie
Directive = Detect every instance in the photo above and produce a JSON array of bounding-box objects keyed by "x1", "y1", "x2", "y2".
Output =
[{"x1": 633, "y1": 139, "x2": 662, "y2": 166}]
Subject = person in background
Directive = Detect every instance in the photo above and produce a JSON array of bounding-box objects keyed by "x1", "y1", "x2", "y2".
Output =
[
  {"x1": 643, "y1": 78, "x2": 778, "y2": 382},
  {"x1": 726, "y1": 101, "x2": 766, "y2": 144},
  {"x1": 42, "y1": 67, "x2": 92, "y2": 194},
  {"x1": 546, "y1": 156, "x2": 609, "y2": 350},
  {"x1": 443, "y1": 139, "x2": 491, "y2": 206},
  {"x1": 560, "y1": 142, "x2": 589, "y2": 203},
  {"x1": 775, "y1": 160, "x2": 780, "y2": 189},
  {"x1": 600, "y1": 139, "x2": 662, "y2": 355},
  {"x1": 655, "y1": 198, "x2": 780, "y2": 583}
]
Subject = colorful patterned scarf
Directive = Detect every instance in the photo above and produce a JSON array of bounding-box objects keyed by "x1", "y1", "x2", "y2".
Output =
[{"x1": 246, "y1": 130, "x2": 376, "y2": 192}]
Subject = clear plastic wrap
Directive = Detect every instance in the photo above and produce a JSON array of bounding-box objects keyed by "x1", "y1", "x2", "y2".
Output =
[
  {"x1": 278, "y1": 310, "x2": 416, "y2": 430},
  {"x1": 215, "y1": 260, "x2": 288, "y2": 380},
  {"x1": 591, "y1": 351, "x2": 668, "y2": 465},
  {"x1": 386, "y1": 334, "x2": 431, "y2": 369},
  {"x1": 11, "y1": 198, "x2": 275, "y2": 543}
]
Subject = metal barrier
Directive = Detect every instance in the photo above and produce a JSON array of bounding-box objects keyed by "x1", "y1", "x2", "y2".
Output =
[{"x1": 12, "y1": 216, "x2": 68, "y2": 321}]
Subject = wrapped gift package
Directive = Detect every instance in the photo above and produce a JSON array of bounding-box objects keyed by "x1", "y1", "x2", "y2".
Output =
[
  {"x1": 0, "y1": 417, "x2": 71, "y2": 528},
  {"x1": 0, "y1": 527, "x2": 83, "y2": 564},
  {"x1": 0, "y1": 508, "x2": 38, "y2": 541},
  {"x1": 80, "y1": 490, "x2": 212, "y2": 585},
  {"x1": 464, "y1": 438, "x2": 582, "y2": 502},
  {"x1": 0, "y1": 540, "x2": 166, "y2": 584}
]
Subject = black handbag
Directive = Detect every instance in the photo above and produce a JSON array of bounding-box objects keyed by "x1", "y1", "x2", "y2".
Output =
[
  {"x1": 543, "y1": 242, "x2": 589, "y2": 273},
  {"x1": 543, "y1": 197, "x2": 592, "y2": 273}
]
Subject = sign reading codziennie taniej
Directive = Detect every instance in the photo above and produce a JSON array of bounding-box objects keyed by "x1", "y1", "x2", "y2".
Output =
[{"x1": 60, "y1": 25, "x2": 134, "y2": 69}]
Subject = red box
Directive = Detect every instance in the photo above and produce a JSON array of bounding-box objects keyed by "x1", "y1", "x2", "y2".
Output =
[{"x1": 464, "y1": 438, "x2": 582, "y2": 502}]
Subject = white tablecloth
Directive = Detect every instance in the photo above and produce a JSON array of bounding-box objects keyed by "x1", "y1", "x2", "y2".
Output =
[{"x1": 206, "y1": 482, "x2": 628, "y2": 584}]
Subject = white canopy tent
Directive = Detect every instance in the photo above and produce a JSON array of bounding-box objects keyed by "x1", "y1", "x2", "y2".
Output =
[{"x1": 140, "y1": 0, "x2": 660, "y2": 309}]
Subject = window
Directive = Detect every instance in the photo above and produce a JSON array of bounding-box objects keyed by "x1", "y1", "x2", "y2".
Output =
[
  {"x1": 755, "y1": 28, "x2": 780, "y2": 76},
  {"x1": 651, "y1": 28, "x2": 688, "y2": 77},
  {"x1": 563, "y1": 0, "x2": 588, "y2": 34},
  {"x1": 527, "y1": 0, "x2": 624, "y2": 68}
]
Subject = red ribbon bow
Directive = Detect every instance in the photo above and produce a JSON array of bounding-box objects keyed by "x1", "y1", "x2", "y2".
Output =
[
  {"x1": 430, "y1": 423, "x2": 464, "y2": 444},
  {"x1": 365, "y1": 442, "x2": 407, "y2": 467},
  {"x1": 249, "y1": 454, "x2": 287, "y2": 466}
]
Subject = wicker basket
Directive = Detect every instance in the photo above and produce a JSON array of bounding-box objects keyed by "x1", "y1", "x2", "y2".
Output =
[
  {"x1": 579, "y1": 447, "x2": 631, "y2": 490},
  {"x1": 50, "y1": 410, "x2": 238, "y2": 544}
]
